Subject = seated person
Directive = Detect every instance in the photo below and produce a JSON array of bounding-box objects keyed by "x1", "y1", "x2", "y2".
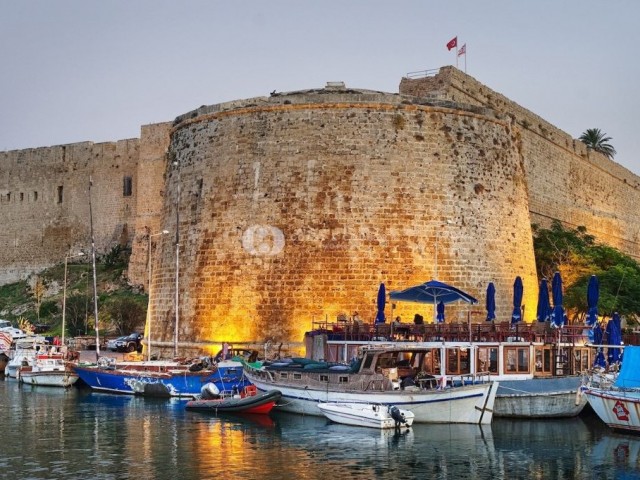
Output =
[
  {"x1": 393, "y1": 316, "x2": 402, "y2": 326},
  {"x1": 413, "y1": 313, "x2": 424, "y2": 325}
]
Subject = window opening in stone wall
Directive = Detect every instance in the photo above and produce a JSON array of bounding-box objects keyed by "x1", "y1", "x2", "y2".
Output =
[
  {"x1": 123, "y1": 176, "x2": 132, "y2": 197},
  {"x1": 33, "y1": 191, "x2": 38, "y2": 201},
  {"x1": 57, "y1": 186, "x2": 63, "y2": 204},
  {"x1": 20, "y1": 192, "x2": 24, "y2": 202},
  {"x1": 6, "y1": 192, "x2": 10, "y2": 203}
]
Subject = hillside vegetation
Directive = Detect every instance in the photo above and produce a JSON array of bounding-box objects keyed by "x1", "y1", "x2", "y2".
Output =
[{"x1": 0, "y1": 246, "x2": 147, "y2": 337}]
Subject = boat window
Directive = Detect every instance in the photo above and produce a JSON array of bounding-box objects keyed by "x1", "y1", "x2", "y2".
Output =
[
  {"x1": 534, "y1": 347, "x2": 553, "y2": 374},
  {"x1": 476, "y1": 347, "x2": 498, "y2": 374},
  {"x1": 420, "y1": 349, "x2": 440, "y2": 374},
  {"x1": 377, "y1": 353, "x2": 397, "y2": 369},
  {"x1": 320, "y1": 374, "x2": 329, "y2": 382},
  {"x1": 446, "y1": 348, "x2": 471, "y2": 375},
  {"x1": 573, "y1": 348, "x2": 591, "y2": 373},
  {"x1": 362, "y1": 353, "x2": 375, "y2": 370},
  {"x1": 339, "y1": 376, "x2": 348, "y2": 383},
  {"x1": 293, "y1": 373, "x2": 302, "y2": 380},
  {"x1": 504, "y1": 347, "x2": 530, "y2": 373},
  {"x1": 278, "y1": 372, "x2": 288, "y2": 380}
]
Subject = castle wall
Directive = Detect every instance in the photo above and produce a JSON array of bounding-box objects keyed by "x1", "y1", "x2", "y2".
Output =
[
  {"x1": 148, "y1": 89, "x2": 538, "y2": 345},
  {"x1": 0, "y1": 140, "x2": 140, "y2": 284},
  {"x1": 400, "y1": 67, "x2": 640, "y2": 258}
]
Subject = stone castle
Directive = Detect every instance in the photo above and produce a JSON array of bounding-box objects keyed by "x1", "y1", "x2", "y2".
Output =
[{"x1": 1, "y1": 66, "x2": 638, "y2": 350}]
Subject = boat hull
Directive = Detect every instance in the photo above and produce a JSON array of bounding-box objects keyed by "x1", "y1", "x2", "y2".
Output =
[
  {"x1": 74, "y1": 363, "x2": 250, "y2": 397},
  {"x1": 19, "y1": 370, "x2": 79, "y2": 387},
  {"x1": 583, "y1": 388, "x2": 640, "y2": 434},
  {"x1": 318, "y1": 403, "x2": 415, "y2": 429},
  {"x1": 244, "y1": 368, "x2": 498, "y2": 424},
  {"x1": 185, "y1": 390, "x2": 281, "y2": 414},
  {"x1": 494, "y1": 377, "x2": 586, "y2": 418}
]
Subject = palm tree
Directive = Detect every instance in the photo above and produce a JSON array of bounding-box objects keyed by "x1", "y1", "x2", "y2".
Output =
[{"x1": 579, "y1": 128, "x2": 616, "y2": 159}]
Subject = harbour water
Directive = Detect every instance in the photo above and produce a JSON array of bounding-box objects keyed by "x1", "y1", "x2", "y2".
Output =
[{"x1": 2, "y1": 378, "x2": 639, "y2": 479}]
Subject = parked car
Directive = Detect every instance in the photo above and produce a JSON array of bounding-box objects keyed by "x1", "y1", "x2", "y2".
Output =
[
  {"x1": 107, "y1": 336, "x2": 127, "y2": 352},
  {"x1": 0, "y1": 327, "x2": 26, "y2": 340},
  {"x1": 110, "y1": 333, "x2": 144, "y2": 353}
]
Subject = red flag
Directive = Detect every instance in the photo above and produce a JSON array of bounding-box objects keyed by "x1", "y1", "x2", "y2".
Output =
[
  {"x1": 458, "y1": 44, "x2": 466, "y2": 56},
  {"x1": 446, "y1": 36, "x2": 457, "y2": 51}
]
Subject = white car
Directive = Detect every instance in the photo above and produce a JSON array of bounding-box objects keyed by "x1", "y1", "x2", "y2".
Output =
[{"x1": 0, "y1": 327, "x2": 26, "y2": 340}]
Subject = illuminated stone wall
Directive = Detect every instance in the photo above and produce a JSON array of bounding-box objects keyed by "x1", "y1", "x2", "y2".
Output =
[{"x1": 147, "y1": 87, "x2": 538, "y2": 345}]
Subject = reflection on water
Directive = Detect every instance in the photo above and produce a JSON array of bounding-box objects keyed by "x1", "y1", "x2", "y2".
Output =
[{"x1": 2, "y1": 379, "x2": 640, "y2": 479}]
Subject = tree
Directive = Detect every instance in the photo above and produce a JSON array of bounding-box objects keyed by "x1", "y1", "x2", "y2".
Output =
[
  {"x1": 579, "y1": 128, "x2": 616, "y2": 159},
  {"x1": 103, "y1": 296, "x2": 146, "y2": 335},
  {"x1": 30, "y1": 275, "x2": 47, "y2": 324},
  {"x1": 64, "y1": 294, "x2": 89, "y2": 336}
]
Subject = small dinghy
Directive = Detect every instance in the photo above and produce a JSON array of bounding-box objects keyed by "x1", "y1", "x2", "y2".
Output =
[
  {"x1": 318, "y1": 402, "x2": 415, "y2": 429},
  {"x1": 185, "y1": 383, "x2": 281, "y2": 415}
]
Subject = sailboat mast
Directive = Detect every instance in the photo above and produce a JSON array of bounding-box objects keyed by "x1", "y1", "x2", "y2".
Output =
[
  {"x1": 174, "y1": 162, "x2": 180, "y2": 357},
  {"x1": 89, "y1": 177, "x2": 100, "y2": 360}
]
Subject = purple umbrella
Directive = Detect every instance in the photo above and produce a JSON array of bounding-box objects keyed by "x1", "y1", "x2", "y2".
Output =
[
  {"x1": 511, "y1": 276, "x2": 523, "y2": 324},
  {"x1": 486, "y1": 282, "x2": 496, "y2": 322}
]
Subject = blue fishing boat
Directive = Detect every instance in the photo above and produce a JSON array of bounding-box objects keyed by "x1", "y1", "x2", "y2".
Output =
[{"x1": 74, "y1": 358, "x2": 250, "y2": 397}]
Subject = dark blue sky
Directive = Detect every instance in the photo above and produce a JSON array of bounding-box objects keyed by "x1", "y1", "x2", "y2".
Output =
[{"x1": 1, "y1": 0, "x2": 637, "y2": 173}]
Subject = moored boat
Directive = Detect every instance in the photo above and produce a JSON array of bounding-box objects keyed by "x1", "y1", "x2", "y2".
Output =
[
  {"x1": 583, "y1": 345, "x2": 640, "y2": 434},
  {"x1": 18, "y1": 353, "x2": 79, "y2": 388},
  {"x1": 73, "y1": 356, "x2": 250, "y2": 397},
  {"x1": 310, "y1": 322, "x2": 590, "y2": 418},
  {"x1": 243, "y1": 346, "x2": 498, "y2": 424},
  {"x1": 185, "y1": 384, "x2": 281, "y2": 414},
  {"x1": 318, "y1": 402, "x2": 415, "y2": 429}
]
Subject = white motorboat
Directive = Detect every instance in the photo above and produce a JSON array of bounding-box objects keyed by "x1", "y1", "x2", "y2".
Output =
[
  {"x1": 18, "y1": 353, "x2": 79, "y2": 388},
  {"x1": 318, "y1": 402, "x2": 414, "y2": 429},
  {"x1": 5, "y1": 337, "x2": 49, "y2": 378}
]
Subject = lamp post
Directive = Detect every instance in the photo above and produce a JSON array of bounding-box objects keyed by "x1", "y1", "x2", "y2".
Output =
[
  {"x1": 62, "y1": 251, "x2": 85, "y2": 346},
  {"x1": 146, "y1": 229, "x2": 169, "y2": 361}
]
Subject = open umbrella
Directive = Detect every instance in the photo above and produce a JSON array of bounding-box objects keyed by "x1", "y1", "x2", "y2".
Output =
[
  {"x1": 536, "y1": 278, "x2": 551, "y2": 323},
  {"x1": 375, "y1": 283, "x2": 386, "y2": 324},
  {"x1": 551, "y1": 272, "x2": 565, "y2": 328},
  {"x1": 511, "y1": 276, "x2": 523, "y2": 324},
  {"x1": 390, "y1": 279, "x2": 477, "y2": 323},
  {"x1": 592, "y1": 322, "x2": 606, "y2": 368},
  {"x1": 606, "y1": 312, "x2": 622, "y2": 365},
  {"x1": 586, "y1": 275, "x2": 599, "y2": 327},
  {"x1": 486, "y1": 282, "x2": 496, "y2": 322},
  {"x1": 436, "y1": 301, "x2": 445, "y2": 323}
]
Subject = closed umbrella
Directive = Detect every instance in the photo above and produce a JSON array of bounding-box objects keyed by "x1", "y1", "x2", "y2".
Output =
[
  {"x1": 375, "y1": 283, "x2": 386, "y2": 324},
  {"x1": 436, "y1": 301, "x2": 445, "y2": 323},
  {"x1": 511, "y1": 276, "x2": 523, "y2": 324},
  {"x1": 606, "y1": 312, "x2": 622, "y2": 365},
  {"x1": 536, "y1": 278, "x2": 551, "y2": 323},
  {"x1": 486, "y1": 282, "x2": 496, "y2": 322},
  {"x1": 586, "y1": 275, "x2": 599, "y2": 327},
  {"x1": 551, "y1": 272, "x2": 565, "y2": 328},
  {"x1": 592, "y1": 322, "x2": 606, "y2": 368}
]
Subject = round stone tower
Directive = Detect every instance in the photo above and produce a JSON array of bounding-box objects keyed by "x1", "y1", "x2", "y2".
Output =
[{"x1": 148, "y1": 83, "x2": 538, "y2": 348}]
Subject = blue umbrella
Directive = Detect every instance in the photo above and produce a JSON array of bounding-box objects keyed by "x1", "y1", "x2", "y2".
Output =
[
  {"x1": 375, "y1": 283, "x2": 386, "y2": 324},
  {"x1": 390, "y1": 280, "x2": 477, "y2": 323},
  {"x1": 586, "y1": 275, "x2": 599, "y2": 327},
  {"x1": 511, "y1": 276, "x2": 523, "y2": 324},
  {"x1": 592, "y1": 322, "x2": 606, "y2": 368},
  {"x1": 436, "y1": 301, "x2": 445, "y2": 323},
  {"x1": 486, "y1": 282, "x2": 496, "y2": 322},
  {"x1": 606, "y1": 312, "x2": 622, "y2": 365},
  {"x1": 536, "y1": 278, "x2": 551, "y2": 323},
  {"x1": 551, "y1": 272, "x2": 565, "y2": 328}
]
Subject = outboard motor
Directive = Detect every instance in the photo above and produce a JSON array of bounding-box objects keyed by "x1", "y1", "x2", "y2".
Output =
[
  {"x1": 389, "y1": 405, "x2": 407, "y2": 429},
  {"x1": 200, "y1": 382, "x2": 220, "y2": 400}
]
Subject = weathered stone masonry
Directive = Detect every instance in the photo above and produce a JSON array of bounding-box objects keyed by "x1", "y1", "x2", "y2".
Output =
[{"x1": 0, "y1": 66, "x2": 638, "y2": 348}]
